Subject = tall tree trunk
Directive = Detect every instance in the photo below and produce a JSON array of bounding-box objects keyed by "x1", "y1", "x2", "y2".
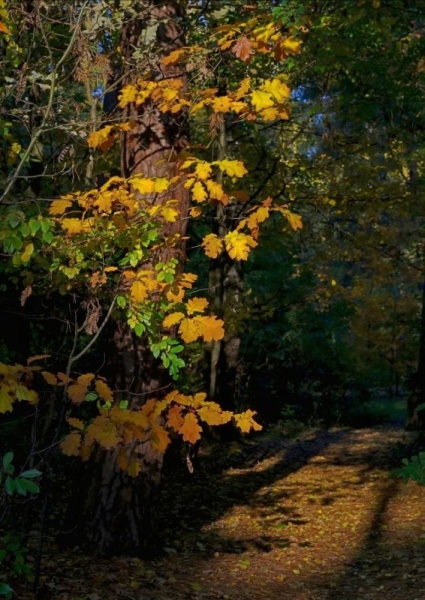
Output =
[
  {"x1": 80, "y1": 0, "x2": 189, "y2": 557},
  {"x1": 407, "y1": 276, "x2": 425, "y2": 430}
]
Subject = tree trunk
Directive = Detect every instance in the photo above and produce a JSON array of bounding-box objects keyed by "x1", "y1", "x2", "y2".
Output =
[
  {"x1": 406, "y1": 277, "x2": 425, "y2": 429},
  {"x1": 79, "y1": 0, "x2": 189, "y2": 557}
]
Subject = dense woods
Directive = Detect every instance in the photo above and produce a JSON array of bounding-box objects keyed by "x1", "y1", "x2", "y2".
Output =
[{"x1": 1, "y1": 1, "x2": 425, "y2": 598}]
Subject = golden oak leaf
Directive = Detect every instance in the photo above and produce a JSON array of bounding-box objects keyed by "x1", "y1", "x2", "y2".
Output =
[
  {"x1": 178, "y1": 318, "x2": 201, "y2": 343},
  {"x1": 67, "y1": 417, "x2": 85, "y2": 430},
  {"x1": 211, "y1": 96, "x2": 232, "y2": 113},
  {"x1": 202, "y1": 233, "x2": 223, "y2": 258},
  {"x1": 131, "y1": 280, "x2": 148, "y2": 302},
  {"x1": 232, "y1": 36, "x2": 254, "y2": 62},
  {"x1": 94, "y1": 192, "x2": 114, "y2": 213},
  {"x1": 79, "y1": 438, "x2": 94, "y2": 461},
  {"x1": 192, "y1": 181, "x2": 208, "y2": 203},
  {"x1": 57, "y1": 372, "x2": 73, "y2": 385},
  {"x1": 192, "y1": 392, "x2": 207, "y2": 408},
  {"x1": 197, "y1": 402, "x2": 232, "y2": 426},
  {"x1": 161, "y1": 205, "x2": 179, "y2": 222},
  {"x1": 224, "y1": 231, "x2": 258, "y2": 260},
  {"x1": 166, "y1": 404, "x2": 185, "y2": 431},
  {"x1": 233, "y1": 409, "x2": 262, "y2": 433},
  {"x1": 95, "y1": 379, "x2": 114, "y2": 404},
  {"x1": 42, "y1": 371, "x2": 58, "y2": 385},
  {"x1": 179, "y1": 412, "x2": 202, "y2": 444},
  {"x1": 250, "y1": 90, "x2": 274, "y2": 112},
  {"x1": 123, "y1": 270, "x2": 136, "y2": 279},
  {"x1": 151, "y1": 423, "x2": 171, "y2": 453},
  {"x1": 213, "y1": 159, "x2": 247, "y2": 178},
  {"x1": 165, "y1": 286, "x2": 185, "y2": 302},
  {"x1": 262, "y1": 79, "x2": 290, "y2": 103},
  {"x1": 16, "y1": 385, "x2": 38, "y2": 404},
  {"x1": 194, "y1": 161, "x2": 212, "y2": 180},
  {"x1": 163, "y1": 312, "x2": 185, "y2": 328},
  {"x1": 87, "y1": 126, "x2": 114, "y2": 149},
  {"x1": 186, "y1": 297, "x2": 208, "y2": 316},
  {"x1": 60, "y1": 431, "x2": 82, "y2": 456},
  {"x1": 235, "y1": 77, "x2": 251, "y2": 100},
  {"x1": 205, "y1": 179, "x2": 225, "y2": 201},
  {"x1": 259, "y1": 107, "x2": 279, "y2": 121},
  {"x1": 49, "y1": 198, "x2": 73, "y2": 215},
  {"x1": 130, "y1": 177, "x2": 155, "y2": 194},
  {"x1": 0, "y1": 384, "x2": 14, "y2": 413},
  {"x1": 161, "y1": 48, "x2": 185, "y2": 67},
  {"x1": 67, "y1": 373, "x2": 95, "y2": 404},
  {"x1": 127, "y1": 457, "x2": 142, "y2": 477},
  {"x1": 86, "y1": 415, "x2": 120, "y2": 450},
  {"x1": 154, "y1": 178, "x2": 170, "y2": 193},
  {"x1": 281, "y1": 36, "x2": 302, "y2": 54},
  {"x1": 189, "y1": 207, "x2": 202, "y2": 218},
  {"x1": 195, "y1": 315, "x2": 225, "y2": 342},
  {"x1": 61, "y1": 218, "x2": 84, "y2": 235},
  {"x1": 247, "y1": 205, "x2": 270, "y2": 231},
  {"x1": 284, "y1": 210, "x2": 303, "y2": 231},
  {"x1": 117, "y1": 448, "x2": 129, "y2": 472}
]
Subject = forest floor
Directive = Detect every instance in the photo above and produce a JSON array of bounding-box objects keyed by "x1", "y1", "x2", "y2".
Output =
[{"x1": 20, "y1": 424, "x2": 425, "y2": 599}]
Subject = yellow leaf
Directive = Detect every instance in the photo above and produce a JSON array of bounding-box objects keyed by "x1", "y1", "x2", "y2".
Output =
[
  {"x1": 163, "y1": 312, "x2": 185, "y2": 328},
  {"x1": 166, "y1": 404, "x2": 185, "y2": 431},
  {"x1": 61, "y1": 218, "x2": 84, "y2": 235},
  {"x1": 202, "y1": 233, "x2": 223, "y2": 258},
  {"x1": 251, "y1": 90, "x2": 274, "y2": 111},
  {"x1": 186, "y1": 297, "x2": 208, "y2": 316},
  {"x1": 67, "y1": 417, "x2": 85, "y2": 431},
  {"x1": 195, "y1": 315, "x2": 225, "y2": 342},
  {"x1": 213, "y1": 159, "x2": 248, "y2": 178},
  {"x1": 60, "y1": 431, "x2": 82, "y2": 456},
  {"x1": 197, "y1": 402, "x2": 232, "y2": 426},
  {"x1": 16, "y1": 385, "x2": 38, "y2": 404},
  {"x1": 127, "y1": 457, "x2": 142, "y2": 477},
  {"x1": 95, "y1": 379, "x2": 114, "y2": 404},
  {"x1": 20, "y1": 243, "x2": 34, "y2": 263},
  {"x1": 49, "y1": 198, "x2": 73, "y2": 215},
  {"x1": 189, "y1": 206, "x2": 202, "y2": 218},
  {"x1": 179, "y1": 318, "x2": 201, "y2": 343},
  {"x1": 224, "y1": 231, "x2": 258, "y2": 260},
  {"x1": 179, "y1": 412, "x2": 202, "y2": 444},
  {"x1": 87, "y1": 126, "x2": 114, "y2": 149},
  {"x1": 261, "y1": 79, "x2": 290, "y2": 103},
  {"x1": 194, "y1": 161, "x2": 212, "y2": 180},
  {"x1": 161, "y1": 205, "x2": 179, "y2": 222},
  {"x1": 67, "y1": 373, "x2": 94, "y2": 404},
  {"x1": 154, "y1": 178, "x2": 170, "y2": 193},
  {"x1": 86, "y1": 415, "x2": 120, "y2": 449},
  {"x1": 0, "y1": 384, "x2": 14, "y2": 413},
  {"x1": 281, "y1": 37, "x2": 302, "y2": 53},
  {"x1": 161, "y1": 47, "x2": 185, "y2": 66},
  {"x1": 212, "y1": 96, "x2": 232, "y2": 113},
  {"x1": 130, "y1": 177, "x2": 156, "y2": 194},
  {"x1": 41, "y1": 370, "x2": 57, "y2": 385},
  {"x1": 131, "y1": 280, "x2": 148, "y2": 302},
  {"x1": 205, "y1": 179, "x2": 225, "y2": 201},
  {"x1": 192, "y1": 181, "x2": 208, "y2": 203},
  {"x1": 233, "y1": 409, "x2": 262, "y2": 433},
  {"x1": 277, "y1": 208, "x2": 303, "y2": 231},
  {"x1": 235, "y1": 77, "x2": 251, "y2": 100},
  {"x1": 151, "y1": 423, "x2": 171, "y2": 453}
]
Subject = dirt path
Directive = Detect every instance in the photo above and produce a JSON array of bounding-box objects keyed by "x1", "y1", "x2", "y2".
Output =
[{"x1": 34, "y1": 425, "x2": 425, "y2": 599}]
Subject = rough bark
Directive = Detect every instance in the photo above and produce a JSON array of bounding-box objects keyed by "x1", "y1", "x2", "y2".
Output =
[
  {"x1": 406, "y1": 277, "x2": 425, "y2": 430},
  {"x1": 80, "y1": 0, "x2": 189, "y2": 557}
]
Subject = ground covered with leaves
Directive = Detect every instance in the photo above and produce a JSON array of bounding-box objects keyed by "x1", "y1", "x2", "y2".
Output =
[{"x1": 20, "y1": 425, "x2": 425, "y2": 599}]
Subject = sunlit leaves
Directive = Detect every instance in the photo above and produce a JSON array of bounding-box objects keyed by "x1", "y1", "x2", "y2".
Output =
[
  {"x1": 224, "y1": 231, "x2": 258, "y2": 260},
  {"x1": 233, "y1": 409, "x2": 262, "y2": 433},
  {"x1": 0, "y1": 363, "x2": 39, "y2": 414}
]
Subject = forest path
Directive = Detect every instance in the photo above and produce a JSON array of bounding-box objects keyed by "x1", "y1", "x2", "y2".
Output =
[{"x1": 36, "y1": 425, "x2": 425, "y2": 599}]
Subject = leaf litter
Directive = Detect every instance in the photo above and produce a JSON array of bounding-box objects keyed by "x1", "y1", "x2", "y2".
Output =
[{"x1": 16, "y1": 425, "x2": 425, "y2": 599}]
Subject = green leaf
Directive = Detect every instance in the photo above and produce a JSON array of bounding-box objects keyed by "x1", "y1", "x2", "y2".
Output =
[
  {"x1": 116, "y1": 295, "x2": 126, "y2": 308},
  {"x1": 14, "y1": 478, "x2": 39, "y2": 495},
  {"x1": 4, "y1": 477, "x2": 15, "y2": 495},
  {"x1": 134, "y1": 323, "x2": 144, "y2": 336},
  {"x1": 2, "y1": 452, "x2": 14, "y2": 475},
  {"x1": 85, "y1": 392, "x2": 98, "y2": 402},
  {"x1": 0, "y1": 583, "x2": 13, "y2": 597},
  {"x1": 20, "y1": 469, "x2": 41, "y2": 479}
]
